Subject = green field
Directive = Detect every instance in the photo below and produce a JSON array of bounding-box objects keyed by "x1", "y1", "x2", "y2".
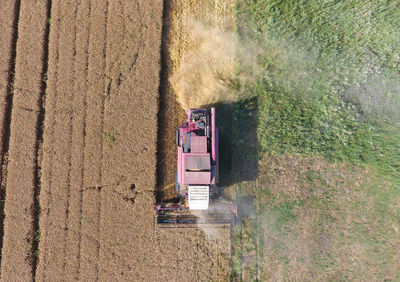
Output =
[{"x1": 231, "y1": 0, "x2": 400, "y2": 280}]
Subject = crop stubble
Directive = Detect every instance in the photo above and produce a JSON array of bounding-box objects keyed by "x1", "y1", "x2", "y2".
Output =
[
  {"x1": 0, "y1": 0, "x2": 231, "y2": 280},
  {"x1": 37, "y1": 0, "x2": 111, "y2": 280},
  {"x1": 37, "y1": 0, "x2": 86, "y2": 280}
]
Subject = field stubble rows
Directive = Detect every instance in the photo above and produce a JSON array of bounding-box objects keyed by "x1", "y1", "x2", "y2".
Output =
[{"x1": 0, "y1": 0, "x2": 232, "y2": 280}]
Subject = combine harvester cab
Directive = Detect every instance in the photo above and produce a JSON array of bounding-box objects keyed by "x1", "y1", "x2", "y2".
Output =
[{"x1": 156, "y1": 107, "x2": 237, "y2": 227}]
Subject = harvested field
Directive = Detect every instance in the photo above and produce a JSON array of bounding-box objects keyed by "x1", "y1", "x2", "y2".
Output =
[{"x1": 0, "y1": 0, "x2": 234, "y2": 280}]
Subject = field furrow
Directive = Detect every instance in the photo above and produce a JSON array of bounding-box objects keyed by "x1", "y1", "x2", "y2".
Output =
[{"x1": 0, "y1": 0, "x2": 50, "y2": 280}]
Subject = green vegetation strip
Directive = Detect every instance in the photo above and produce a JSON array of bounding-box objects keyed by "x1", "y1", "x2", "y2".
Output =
[{"x1": 231, "y1": 0, "x2": 400, "y2": 280}]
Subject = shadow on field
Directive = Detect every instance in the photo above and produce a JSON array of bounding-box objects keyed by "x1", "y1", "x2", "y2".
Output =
[
  {"x1": 215, "y1": 96, "x2": 259, "y2": 187},
  {"x1": 155, "y1": 0, "x2": 185, "y2": 204}
]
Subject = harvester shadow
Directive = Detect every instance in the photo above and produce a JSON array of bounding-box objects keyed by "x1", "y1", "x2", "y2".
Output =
[{"x1": 215, "y1": 96, "x2": 259, "y2": 188}]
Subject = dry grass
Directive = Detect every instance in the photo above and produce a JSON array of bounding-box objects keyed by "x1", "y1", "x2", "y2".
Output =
[
  {"x1": 257, "y1": 155, "x2": 367, "y2": 204},
  {"x1": 252, "y1": 155, "x2": 400, "y2": 281}
]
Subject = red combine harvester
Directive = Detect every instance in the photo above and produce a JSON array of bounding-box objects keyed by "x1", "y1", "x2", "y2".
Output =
[{"x1": 155, "y1": 107, "x2": 237, "y2": 227}]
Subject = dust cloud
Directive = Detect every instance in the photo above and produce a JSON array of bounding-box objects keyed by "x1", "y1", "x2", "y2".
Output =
[{"x1": 170, "y1": 19, "x2": 258, "y2": 110}]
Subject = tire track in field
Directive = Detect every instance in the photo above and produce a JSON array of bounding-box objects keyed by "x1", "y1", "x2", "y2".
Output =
[
  {"x1": 76, "y1": 1, "x2": 92, "y2": 277},
  {"x1": 62, "y1": 0, "x2": 79, "y2": 278},
  {"x1": 37, "y1": 1, "x2": 74, "y2": 280},
  {"x1": 36, "y1": 0, "x2": 59, "y2": 277},
  {"x1": 0, "y1": 0, "x2": 21, "y2": 270},
  {"x1": 37, "y1": 0, "x2": 61, "y2": 278},
  {"x1": 64, "y1": 1, "x2": 91, "y2": 280},
  {"x1": 95, "y1": 0, "x2": 109, "y2": 279},
  {"x1": 48, "y1": 6, "x2": 77, "y2": 267},
  {"x1": 79, "y1": 0, "x2": 108, "y2": 279}
]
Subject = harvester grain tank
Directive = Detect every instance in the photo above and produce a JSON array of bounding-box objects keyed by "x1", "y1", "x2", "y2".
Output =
[{"x1": 155, "y1": 107, "x2": 237, "y2": 226}]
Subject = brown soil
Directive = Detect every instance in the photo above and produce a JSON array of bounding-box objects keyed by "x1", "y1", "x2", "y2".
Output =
[{"x1": 0, "y1": 0, "x2": 232, "y2": 280}]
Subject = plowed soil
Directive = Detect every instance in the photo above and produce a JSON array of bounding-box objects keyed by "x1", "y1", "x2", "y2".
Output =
[{"x1": 0, "y1": 0, "x2": 232, "y2": 280}]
